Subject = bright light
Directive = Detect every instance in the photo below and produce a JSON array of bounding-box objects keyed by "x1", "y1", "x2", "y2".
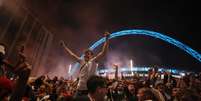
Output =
[
  {"x1": 68, "y1": 64, "x2": 72, "y2": 74},
  {"x1": 96, "y1": 63, "x2": 99, "y2": 75},
  {"x1": 130, "y1": 59, "x2": 134, "y2": 76},
  {"x1": 98, "y1": 66, "x2": 181, "y2": 74},
  {"x1": 180, "y1": 73, "x2": 185, "y2": 77}
]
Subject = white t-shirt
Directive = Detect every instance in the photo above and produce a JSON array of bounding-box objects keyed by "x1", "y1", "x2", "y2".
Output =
[{"x1": 77, "y1": 59, "x2": 97, "y2": 90}]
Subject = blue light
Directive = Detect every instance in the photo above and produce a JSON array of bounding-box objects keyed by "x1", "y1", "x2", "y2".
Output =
[
  {"x1": 97, "y1": 66, "x2": 182, "y2": 74},
  {"x1": 71, "y1": 29, "x2": 201, "y2": 75}
]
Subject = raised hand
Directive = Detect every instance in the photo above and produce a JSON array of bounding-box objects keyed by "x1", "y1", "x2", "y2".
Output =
[
  {"x1": 104, "y1": 31, "x2": 110, "y2": 38},
  {"x1": 60, "y1": 40, "x2": 80, "y2": 61},
  {"x1": 60, "y1": 40, "x2": 66, "y2": 47},
  {"x1": 112, "y1": 64, "x2": 118, "y2": 68}
]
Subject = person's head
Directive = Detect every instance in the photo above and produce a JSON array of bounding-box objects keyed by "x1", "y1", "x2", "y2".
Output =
[
  {"x1": 137, "y1": 88, "x2": 146, "y2": 100},
  {"x1": 117, "y1": 83, "x2": 124, "y2": 91},
  {"x1": 39, "y1": 75, "x2": 46, "y2": 81},
  {"x1": 87, "y1": 75, "x2": 107, "y2": 101},
  {"x1": 128, "y1": 83, "x2": 135, "y2": 94},
  {"x1": 156, "y1": 83, "x2": 165, "y2": 92},
  {"x1": 137, "y1": 88, "x2": 158, "y2": 101},
  {"x1": 39, "y1": 84, "x2": 46, "y2": 93},
  {"x1": 172, "y1": 87, "x2": 180, "y2": 97},
  {"x1": 84, "y1": 49, "x2": 94, "y2": 61}
]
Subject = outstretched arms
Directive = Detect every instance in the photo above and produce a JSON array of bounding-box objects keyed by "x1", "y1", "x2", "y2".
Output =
[
  {"x1": 60, "y1": 40, "x2": 81, "y2": 62},
  {"x1": 92, "y1": 32, "x2": 110, "y2": 61}
]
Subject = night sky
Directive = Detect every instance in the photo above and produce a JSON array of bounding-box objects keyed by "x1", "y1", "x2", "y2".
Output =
[{"x1": 1, "y1": 0, "x2": 201, "y2": 75}]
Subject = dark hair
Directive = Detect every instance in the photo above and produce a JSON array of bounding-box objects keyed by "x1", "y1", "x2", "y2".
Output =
[
  {"x1": 87, "y1": 75, "x2": 106, "y2": 93},
  {"x1": 0, "y1": 43, "x2": 6, "y2": 47},
  {"x1": 139, "y1": 88, "x2": 158, "y2": 101},
  {"x1": 84, "y1": 49, "x2": 94, "y2": 55}
]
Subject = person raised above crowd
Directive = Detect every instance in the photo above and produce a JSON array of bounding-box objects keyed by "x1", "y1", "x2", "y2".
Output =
[{"x1": 60, "y1": 32, "x2": 110, "y2": 96}]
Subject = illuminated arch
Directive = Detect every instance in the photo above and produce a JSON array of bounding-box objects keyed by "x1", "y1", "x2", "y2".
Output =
[{"x1": 71, "y1": 29, "x2": 201, "y2": 75}]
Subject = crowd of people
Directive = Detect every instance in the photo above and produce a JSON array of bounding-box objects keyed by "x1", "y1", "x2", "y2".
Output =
[
  {"x1": 1, "y1": 66, "x2": 201, "y2": 101},
  {"x1": 0, "y1": 32, "x2": 201, "y2": 101}
]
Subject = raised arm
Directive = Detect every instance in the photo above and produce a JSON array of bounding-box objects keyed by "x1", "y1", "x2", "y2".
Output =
[
  {"x1": 92, "y1": 32, "x2": 110, "y2": 61},
  {"x1": 60, "y1": 40, "x2": 80, "y2": 61},
  {"x1": 10, "y1": 46, "x2": 31, "y2": 101}
]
